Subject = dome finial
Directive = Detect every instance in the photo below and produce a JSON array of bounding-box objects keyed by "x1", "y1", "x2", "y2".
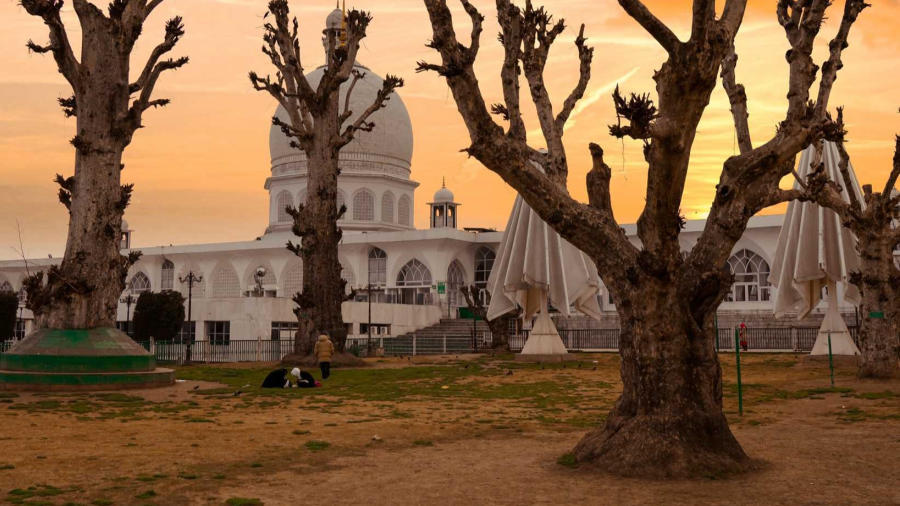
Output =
[{"x1": 432, "y1": 180, "x2": 454, "y2": 203}]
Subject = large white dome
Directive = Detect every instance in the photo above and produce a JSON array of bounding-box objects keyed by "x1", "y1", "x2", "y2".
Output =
[{"x1": 269, "y1": 63, "x2": 414, "y2": 179}]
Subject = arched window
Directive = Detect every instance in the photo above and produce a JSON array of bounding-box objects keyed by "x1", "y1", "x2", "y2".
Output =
[
  {"x1": 353, "y1": 189, "x2": 375, "y2": 221},
  {"x1": 368, "y1": 247, "x2": 387, "y2": 286},
  {"x1": 397, "y1": 259, "x2": 432, "y2": 286},
  {"x1": 447, "y1": 260, "x2": 465, "y2": 309},
  {"x1": 726, "y1": 249, "x2": 771, "y2": 302},
  {"x1": 127, "y1": 272, "x2": 151, "y2": 295},
  {"x1": 282, "y1": 260, "x2": 303, "y2": 298},
  {"x1": 474, "y1": 247, "x2": 495, "y2": 289},
  {"x1": 397, "y1": 259, "x2": 432, "y2": 305},
  {"x1": 276, "y1": 190, "x2": 293, "y2": 223},
  {"x1": 381, "y1": 191, "x2": 394, "y2": 223},
  {"x1": 0, "y1": 280, "x2": 12, "y2": 293},
  {"x1": 211, "y1": 263, "x2": 240, "y2": 298},
  {"x1": 337, "y1": 190, "x2": 347, "y2": 221},
  {"x1": 398, "y1": 195, "x2": 411, "y2": 226},
  {"x1": 160, "y1": 260, "x2": 174, "y2": 291}
]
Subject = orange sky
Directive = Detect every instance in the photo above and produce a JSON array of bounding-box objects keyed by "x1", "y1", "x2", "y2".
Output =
[{"x1": 0, "y1": 0, "x2": 897, "y2": 260}]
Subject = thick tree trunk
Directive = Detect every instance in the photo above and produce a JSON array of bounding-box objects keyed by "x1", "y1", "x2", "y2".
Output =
[
  {"x1": 296, "y1": 143, "x2": 348, "y2": 354},
  {"x1": 20, "y1": 2, "x2": 186, "y2": 335},
  {"x1": 854, "y1": 235, "x2": 900, "y2": 378},
  {"x1": 38, "y1": 151, "x2": 127, "y2": 329},
  {"x1": 486, "y1": 314, "x2": 512, "y2": 351},
  {"x1": 573, "y1": 283, "x2": 750, "y2": 478},
  {"x1": 252, "y1": 3, "x2": 399, "y2": 361},
  {"x1": 30, "y1": 17, "x2": 132, "y2": 330}
]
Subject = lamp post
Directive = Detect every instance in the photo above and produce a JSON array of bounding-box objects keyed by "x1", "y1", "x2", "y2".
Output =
[
  {"x1": 362, "y1": 283, "x2": 384, "y2": 356},
  {"x1": 252, "y1": 266, "x2": 267, "y2": 297},
  {"x1": 179, "y1": 271, "x2": 203, "y2": 364},
  {"x1": 119, "y1": 293, "x2": 136, "y2": 337},
  {"x1": 16, "y1": 289, "x2": 26, "y2": 340}
]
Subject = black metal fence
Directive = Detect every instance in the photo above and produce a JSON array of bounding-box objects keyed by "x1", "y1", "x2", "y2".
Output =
[
  {"x1": 134, "y1": 339, "x2": 296, "y2": 364},
  {"x1": 0, "y1": 325, "x2": 860, "y2": 363}
]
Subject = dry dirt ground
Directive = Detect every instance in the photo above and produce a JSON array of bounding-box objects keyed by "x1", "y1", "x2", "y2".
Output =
[{"x1": 0, "y1": 353, "x2": 897, "y2": 505}]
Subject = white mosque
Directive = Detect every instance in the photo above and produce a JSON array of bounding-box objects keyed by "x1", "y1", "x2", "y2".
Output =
[{"x1": 0, "y1": 11, "x2": 864, "y2": 344}]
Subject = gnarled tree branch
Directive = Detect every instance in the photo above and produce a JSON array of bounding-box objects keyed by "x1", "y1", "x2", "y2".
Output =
[
  {"x1": 21, "y1": 0, "x2": 81, "y2": 88},
  {"x1": 815, "y1": 0, "x2": 871, "y2": 117},
  {"x1": 422, "y1": 0, "x2": 637, "y2": 282},
  {"x1": 124, "y1": 16, "x2": 188, "y2": 134},
  {"x1": 338, "y1": 75, "x2": 404, "y2": 147},
  {"x1": 719, "y1": 0, "x2": 748, "y2": 38},
  {"x1": 883, "y1": 134, "x2": 900, "y2": 197},
  {"x1": 618, "y1": 0, "x2": 681, "y2": 54},
  {"x1": 720, "y1": 45, "x2": 751, "y2": 154},
  {"x1": 496, "y1": 0, "x2": 525, "y2": 140},
  {"x1": 555, "y1": 24, "x2": 593, "y2": 132}
]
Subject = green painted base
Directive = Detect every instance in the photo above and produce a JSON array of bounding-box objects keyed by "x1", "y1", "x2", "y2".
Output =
[
  {"x1": 0, "y1": 327, "x2": 174, "y2": 391},
  {"x1": 1, "y1": 327, "x2": 154, "y2": 373},
  {"x1": 0, "y1": 368, "x2": 175, "y2": 392}
]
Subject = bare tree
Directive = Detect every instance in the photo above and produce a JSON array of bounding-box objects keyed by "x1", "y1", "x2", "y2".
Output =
[
  {"x1": 812, "y1": 122, "x2": 899, "y2": 378},
  {"x1": 20, "y1": 0, "x2": 188, "y2": 329},
  {"x1": 420, "y1": 0, "x2": 866, "y2": 477},
  {"x1": 250, "y1": 1, "x2": 403, "y2": 355},
  {"x1": 460, "y1": 284, "x2": 514, "y2": 351}
]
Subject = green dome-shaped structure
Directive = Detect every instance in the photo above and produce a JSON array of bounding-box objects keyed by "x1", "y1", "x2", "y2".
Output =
[{"x1": 0, "y1": 327, "x2": 173, "y2": 391}]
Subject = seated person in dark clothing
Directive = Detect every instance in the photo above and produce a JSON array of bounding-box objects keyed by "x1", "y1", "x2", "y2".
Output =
[
  {"x1": 261, "y1": 368, "x2": 290, "y2": 388},
  {"x1": 261, "y1": 367, "x2": 320, "y2": 388}
]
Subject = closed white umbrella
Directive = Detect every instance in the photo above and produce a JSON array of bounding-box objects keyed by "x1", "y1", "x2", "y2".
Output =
[
  {"x1": 487, "y1": 178, "x2": 602, "y2": 356},
  {"x1": 770, "y1": 141, "x2": 862, "y2": 355}
]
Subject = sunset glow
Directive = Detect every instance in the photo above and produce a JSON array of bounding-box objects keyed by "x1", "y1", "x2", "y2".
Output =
[{"x1": 1, "y1": 0, "x2": 897, "y2": 259}]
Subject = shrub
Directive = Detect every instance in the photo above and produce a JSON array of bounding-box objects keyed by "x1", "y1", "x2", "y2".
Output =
[
  {"x1": 0, "y1": 291, "x2": 18, "y2": 341},
  {"x1": 132, "y1": 290, "x2": 185, "y2": 341}
]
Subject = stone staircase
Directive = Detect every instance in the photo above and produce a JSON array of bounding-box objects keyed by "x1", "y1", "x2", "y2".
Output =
[{"x1": 396, "y1": 318, "x2": 491, "y2": 341}]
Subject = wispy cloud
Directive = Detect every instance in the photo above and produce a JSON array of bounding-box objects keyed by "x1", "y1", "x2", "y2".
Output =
[
  {"x1": 565, "y1": 66, "x2": 640, "y2": 131},
  {"x1": 524, "y1": 65, "x2": 639, "y2": 144}
]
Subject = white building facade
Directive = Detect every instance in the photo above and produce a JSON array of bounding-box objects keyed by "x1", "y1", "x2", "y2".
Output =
[{"x1": 0, "y1": 210, "x2": 809, "y2": 343}]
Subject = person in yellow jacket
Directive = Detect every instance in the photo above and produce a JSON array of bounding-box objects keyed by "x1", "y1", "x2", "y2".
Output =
[{"x1": 314, "y1": 332, "x2": 335, "y2": 379}]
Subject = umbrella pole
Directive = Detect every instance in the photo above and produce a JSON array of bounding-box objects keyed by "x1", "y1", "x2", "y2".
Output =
[{"x1": 827, "y1": 331, "x2": 834, "y2": 387}]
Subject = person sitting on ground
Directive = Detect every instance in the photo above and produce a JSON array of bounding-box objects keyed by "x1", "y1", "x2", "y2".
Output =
[
  {"x1": 292, "y1": 367, "x2": 319, "y2": 388},
  {"x1": 261, "y1": 367, "x2": 321, "y2": 388},
  {"x1": 261, "y1": 368, "x2": 291, "y2": 388}
]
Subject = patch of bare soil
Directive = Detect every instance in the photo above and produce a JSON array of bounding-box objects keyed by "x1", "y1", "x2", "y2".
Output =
[{"x1": 0, "y1": 355, "x2": 896, "y2": 505}]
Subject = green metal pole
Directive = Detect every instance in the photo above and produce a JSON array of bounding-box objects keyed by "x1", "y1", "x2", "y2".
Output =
[
  {"x1": 827, "y1": 331, "x2": 834, "y2": 387},
  {"x1": 735, "y1": 327, "x2": 743, "y2": 416}
]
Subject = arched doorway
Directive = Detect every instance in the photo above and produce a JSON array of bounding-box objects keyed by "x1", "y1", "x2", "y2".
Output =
[{"x1": 447, "y1": 260, "x2": 466, "y2": 314}]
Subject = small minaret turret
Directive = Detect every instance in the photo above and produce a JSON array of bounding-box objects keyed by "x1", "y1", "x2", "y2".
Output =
[
  {"x1": 428, "y1": 178, "x2": 459, "y2": 229},
  {"x1": 120, "y1": 219, "x2": 132, "y2": 249},
  {"x1": 322, "y1": 1, "x2": 347, "y2": 56}
]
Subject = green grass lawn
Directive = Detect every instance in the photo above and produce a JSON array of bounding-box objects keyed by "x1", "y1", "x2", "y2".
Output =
[{"x1": 174, "y1": 357, "x2": 611, "y2": 408}]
